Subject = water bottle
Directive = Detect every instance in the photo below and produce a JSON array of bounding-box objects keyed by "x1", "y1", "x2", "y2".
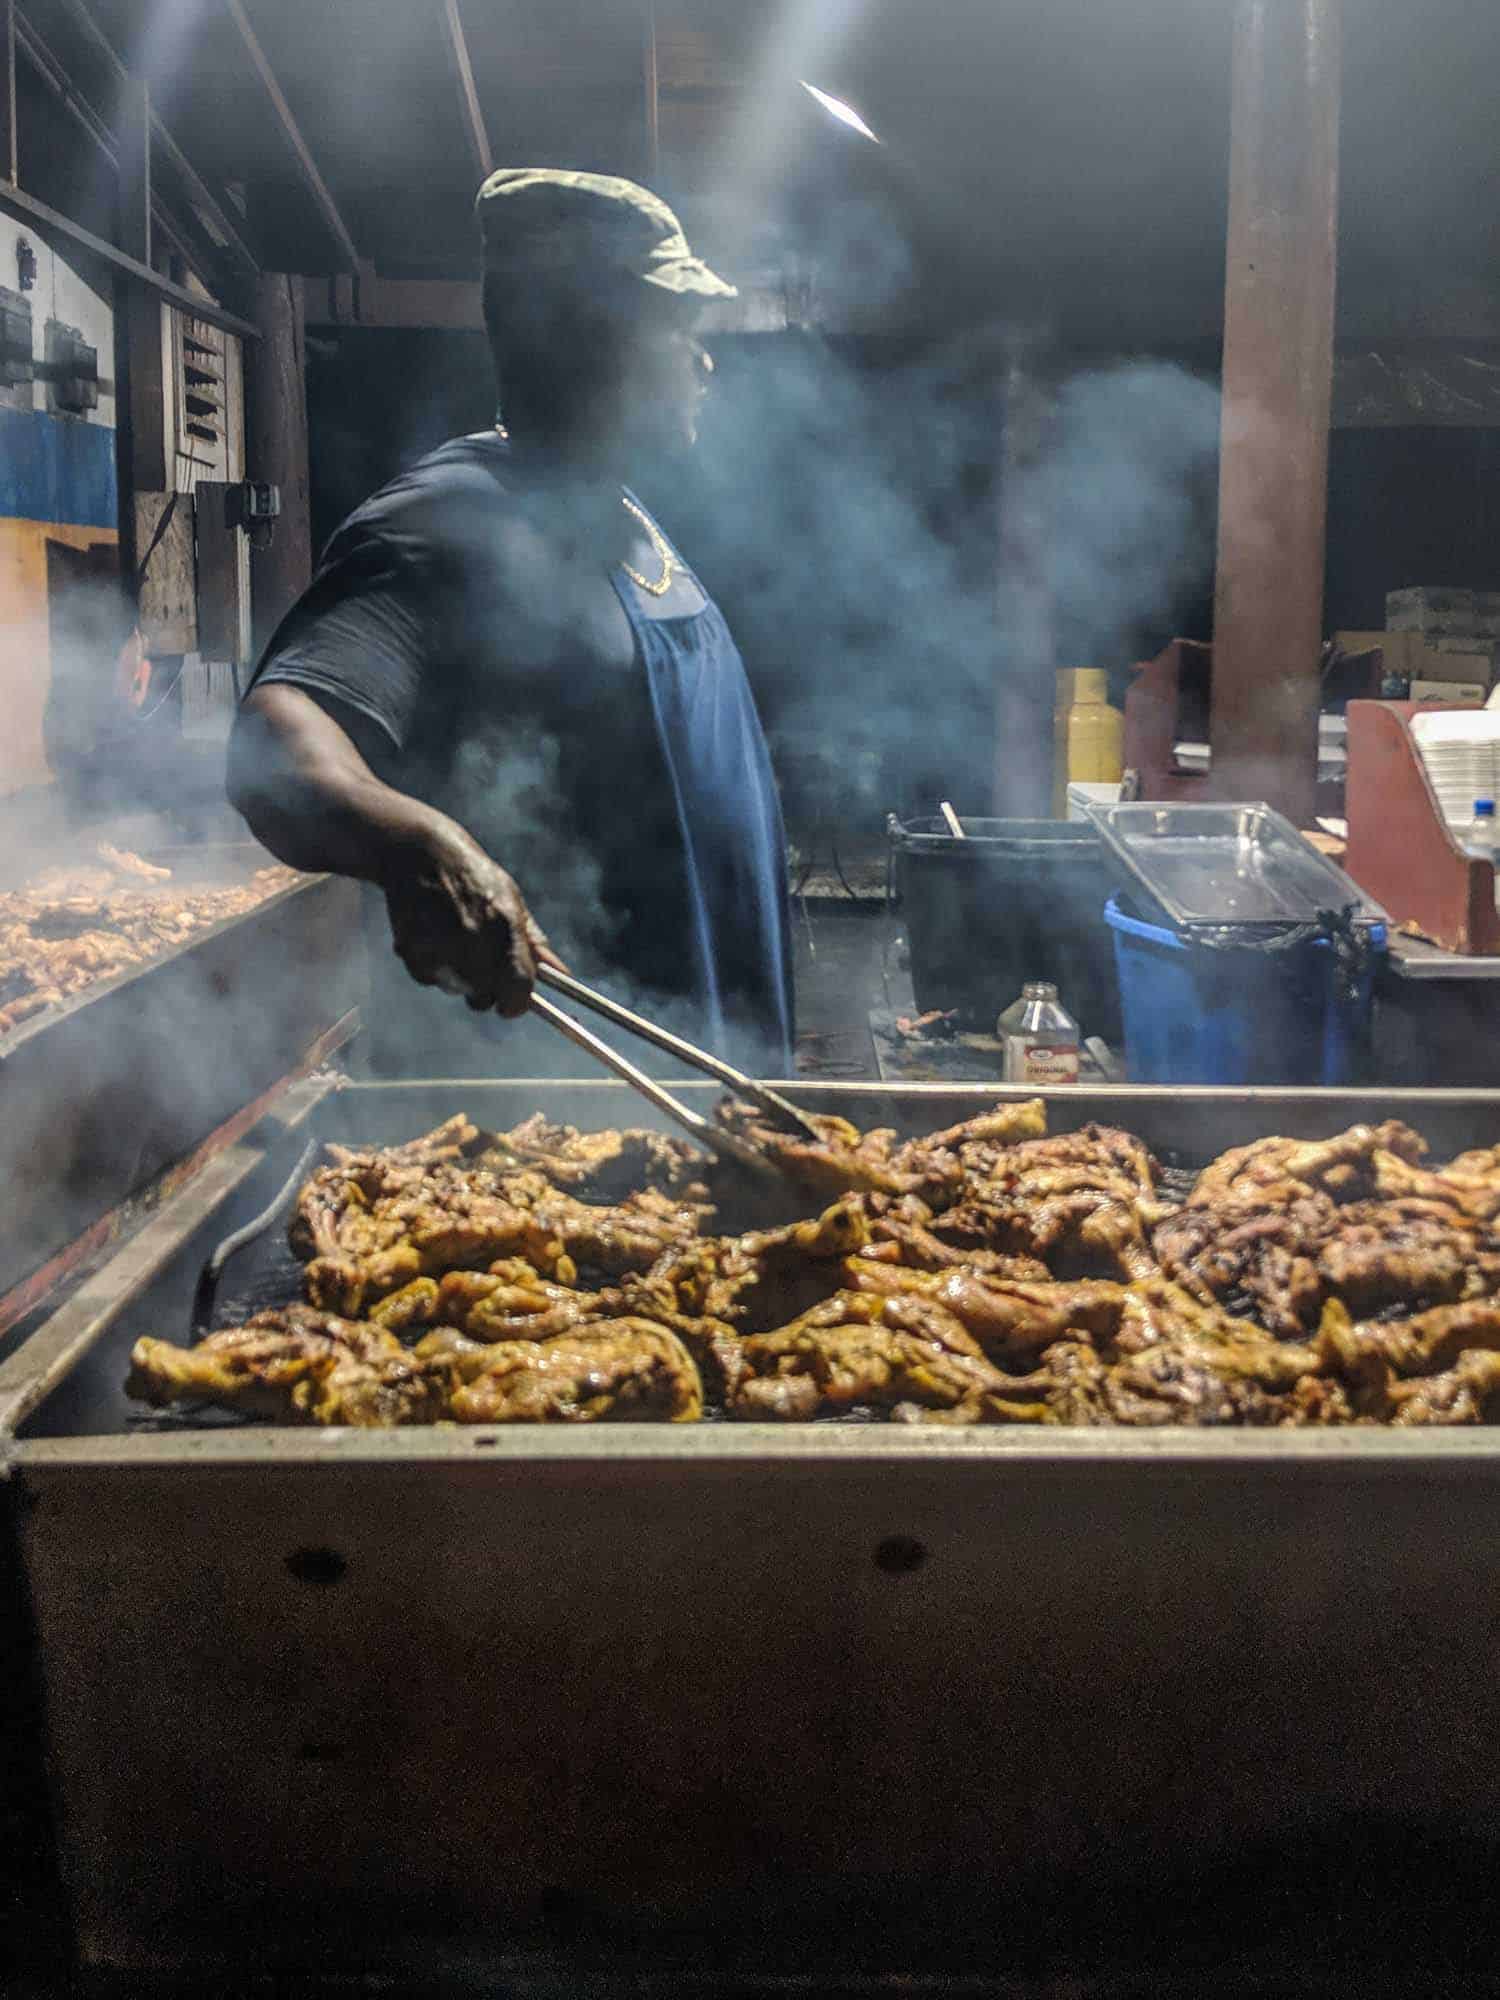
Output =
[
  {"x1": 998, "y1": 981, "x2": 1080, "y2": 1085},
  {"x1": 1462, "y1": 799, "x2": 1500, "y2": 911},
  {"x1": 1463, "y1": 799, "x2": 1499, "y2": 863}
]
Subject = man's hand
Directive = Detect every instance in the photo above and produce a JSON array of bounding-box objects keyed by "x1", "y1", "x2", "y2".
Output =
[
  {"x1": 383, "y1": 827, "x2": 560, "y2": 1018},
  {"x1": 228, "y1": 685, "x2": 563, "y2": 1016}
]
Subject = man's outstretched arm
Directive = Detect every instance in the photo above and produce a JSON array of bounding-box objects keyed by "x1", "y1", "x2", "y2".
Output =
[{"x1": 229, "y1": 683, "x2": 556, "y2": 1016}]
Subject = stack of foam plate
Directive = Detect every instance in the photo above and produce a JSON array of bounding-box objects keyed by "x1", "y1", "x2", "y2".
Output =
[{"x1": 1411, "y1": 709, "x2": 1500, "y2": 830}]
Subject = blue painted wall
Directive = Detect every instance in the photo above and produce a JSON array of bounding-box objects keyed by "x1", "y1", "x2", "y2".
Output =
[{"x1": 0, "y1": 407, "x2": 117, "y2": 530}]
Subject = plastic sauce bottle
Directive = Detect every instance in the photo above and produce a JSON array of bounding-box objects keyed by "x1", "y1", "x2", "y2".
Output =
[
  {"x1": 1064, "y1": 669, "x2": 1125, "y2": 786},
  {"x1": 998, "y1": 981, "x2": 1081, "y2": 1085}
]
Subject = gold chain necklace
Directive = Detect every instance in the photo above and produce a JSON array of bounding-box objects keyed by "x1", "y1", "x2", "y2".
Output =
[{"x1": 619, "y1": 494, "x2": 676, "y2": 598}]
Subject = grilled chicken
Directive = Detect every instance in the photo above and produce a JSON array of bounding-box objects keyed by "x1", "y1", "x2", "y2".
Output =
[
  {"x1": 449, "y1": 1322, "x2": 702, "y2": 1423},
  {"x1": 127, "y1": 1308, "x2": 454, "y2": 1427},
  {"x1": 126, "y1": 1106, "x2": 1500, "y2": 1430}
]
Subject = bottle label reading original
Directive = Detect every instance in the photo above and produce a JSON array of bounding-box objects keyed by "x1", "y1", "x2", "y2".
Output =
[{"x1": 1004, "y1": 1038, "x2": 1081, "y2": 1085}]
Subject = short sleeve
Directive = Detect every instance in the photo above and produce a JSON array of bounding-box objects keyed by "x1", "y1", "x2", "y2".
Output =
[{"x1": 246, "y1": 510, "x2": 442, "y2": 753}]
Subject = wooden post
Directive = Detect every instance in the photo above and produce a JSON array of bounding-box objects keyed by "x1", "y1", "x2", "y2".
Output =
[
  {"x1": 1209, "y1": 0, "x2": 1342, "y2": 825},
  {"x1": 245, "y1": 272, "x2": 312, "y2": 657},
  {"x1": 116, "y1": 74, "x2": 151, "y2": 267},
  {"x1": 992, "y1": 356, "x2": 1055, "y2": 819}
]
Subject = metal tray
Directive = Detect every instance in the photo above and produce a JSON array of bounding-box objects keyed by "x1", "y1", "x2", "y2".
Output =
[
  {"x1": 1086, "y1": 800, "x2": 1387, "y2": 930},
  {"x1": 10, "y1": 1080, "x2": 1500, "y2": 1984}
]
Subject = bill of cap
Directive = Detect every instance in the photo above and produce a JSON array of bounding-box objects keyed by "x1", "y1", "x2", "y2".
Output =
[{"x1": 641, "y1": 241, "x2": 738, "y2": 300}]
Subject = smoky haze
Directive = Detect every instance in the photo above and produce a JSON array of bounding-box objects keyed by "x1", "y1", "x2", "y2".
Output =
[
  {"x1": 288, "y1": 192, "x2": 1222, "y2": 1077},
  {"x1": 645, "y1": 335, "x2": 1220, "y2": 825}
]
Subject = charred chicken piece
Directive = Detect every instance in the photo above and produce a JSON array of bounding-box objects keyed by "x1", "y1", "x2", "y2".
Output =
[
  {"x1": 470, "y1": 1115, "x2": 711, "y2": 1201},
  {"x1": 1189, "y1": 1122, "x2": 1427, "y2": 1208},
  {"x1": 711, "y1": 1103, "x2": 961, "y2": 1203},
  {"x1": 449, "y1": 1321, "x2": 703, "y2": 1423},
  {"x1": 1388, "y1": 1352, "x2": 1500, "y2": 1426},
  {"x1": 1317, "y1": 1296, "x2": 1500, "y2": 1381},
  {"x1": 292, "y1": 1143, "x2": 711, "y2": 1317},
  {"x1": 711, "y1": 1099, "x2": 1047, "y2": 1207},
  {"x1": 931, "y1": 1187, "x2": 1161, "y2": 1281},
  {"x1": 322, "y1": 1114, "x2": 479, "y2": 1173},
  {"x1": 1154, "y1": 1188, "x2": 1338, "y2": 1335},
  {"x1": 960, "y1": 1124, "x2": 1164, "y2": 1202},
  {"x1": 857, "y1": 1216, "x2": 1051, "y2": 1282},
  {"x1": 127, "y1": 1308, "x2": 455, "y2": 1427},
  {"x1": 643, "y1": 1198, "x2": 872, "y2": 1333},
  {"x1": 727, "y1": 1295, "x2": 1012, "y2": 1421}
]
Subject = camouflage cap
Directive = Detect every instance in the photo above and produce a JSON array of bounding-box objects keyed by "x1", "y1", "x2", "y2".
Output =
[{"x1": 475, "y1": 167, "x2": 736, "y2": 301}]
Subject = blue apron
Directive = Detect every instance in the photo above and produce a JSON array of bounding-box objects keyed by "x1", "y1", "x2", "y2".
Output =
[{"x1": 608, "y1": 515, "x2": 794, "y2": 1074}]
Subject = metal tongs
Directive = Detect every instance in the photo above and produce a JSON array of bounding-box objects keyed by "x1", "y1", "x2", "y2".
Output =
[{"x1": 529, "y1": 966, "x2": 821, "y2": 1179}]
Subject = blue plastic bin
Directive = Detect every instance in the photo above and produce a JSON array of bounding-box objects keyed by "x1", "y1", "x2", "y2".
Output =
[{"x1": 1104, "y1": 896, "x2": 1386, "y2": 1086}]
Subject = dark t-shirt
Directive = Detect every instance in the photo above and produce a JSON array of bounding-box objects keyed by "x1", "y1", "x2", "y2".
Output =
[{"x1": 248, "y1": 431, "x2": 792, "y2": 1075}]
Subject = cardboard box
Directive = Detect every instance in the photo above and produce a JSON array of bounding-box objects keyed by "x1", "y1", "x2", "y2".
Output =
[
  {"x1": 1421, "y1": 649, "x2": 1492, "y2": 686},
  {"x1": 1336, "y1": 628, "x2": 1401, "y2": 664},
  {"x1": 1387, "y1": 587, "x2": 1500, "y2": 641},
  {"x1": 1334, "y1": 630, "x2": 1492, "y2": 689},
  {"x1": 1410, "y1": 680, "x2": 1488, "y2": 705}
]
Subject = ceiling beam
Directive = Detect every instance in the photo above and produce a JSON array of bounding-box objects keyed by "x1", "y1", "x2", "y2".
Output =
[
  {"x1": 314, "y1": 266, "x2": 483, "y2": 331},
  {"x1": 441, "y1": 0, "x2": 490, "y2": 180},
  {"x1": 642, "y1": 0, "x2": 659, "y2": 183},
  {"x1": 13, "y1": 6, "x2": 202, "y2": 274},
  {"x1": 46, "y1": 0, "x2": 259, "y2": 275},
  {"x1": 224, "y1": 0, "x2": 359, "y2": 271},
  {"x1": 0, "y1": 176, "x2": 259, "y2": 337}
]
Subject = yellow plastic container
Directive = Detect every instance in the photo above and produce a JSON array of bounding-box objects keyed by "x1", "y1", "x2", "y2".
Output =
[{"x1": 1053, "y1": 668, "x2": 1123, "y2": 812}]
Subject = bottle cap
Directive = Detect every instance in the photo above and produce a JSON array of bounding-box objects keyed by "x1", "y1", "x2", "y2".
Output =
[
  {"x1": 1063, "y1": 669, "x2": 1108, "y2": 702},
  {"x1": 1023, "y1": 981, "x2": 1059, "y2": 1001},
  {"x1": 1477, "y1": 800, "x2": 1496, "y2": 818}
]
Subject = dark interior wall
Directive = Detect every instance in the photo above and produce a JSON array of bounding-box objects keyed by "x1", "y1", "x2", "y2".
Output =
[
  {"x1": 305, "y1": 328, "x2": 496, "y2": 555},
  {"x1": 1325, "y1": 427, "x2": 1500, "y2": 630}
]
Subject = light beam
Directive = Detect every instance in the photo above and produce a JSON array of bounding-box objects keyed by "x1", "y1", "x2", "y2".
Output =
[{"x1": 799, "y1": 79, "x2": 880, "y2": 144}]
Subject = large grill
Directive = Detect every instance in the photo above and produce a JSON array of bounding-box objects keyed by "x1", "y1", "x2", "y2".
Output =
[{"x1": 9, "y1": 1079, "x2": 1500, "y2": 1983}]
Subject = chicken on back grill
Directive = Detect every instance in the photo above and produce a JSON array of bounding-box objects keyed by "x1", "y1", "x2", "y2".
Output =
[
  {"x1": 0, "y1": 854, "x2": 299, "y2": 1038},
  {"x1": 124, "y1": 1107, "x2": 1500, "y2": 1428}
]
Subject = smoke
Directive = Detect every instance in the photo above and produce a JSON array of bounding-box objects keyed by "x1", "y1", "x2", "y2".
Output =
[
  {"x1": 292, "y1": 235, "x2": 1225, "y2": 1078},
  {"x1": 448, "y1": 720, "x2": 619, "y2": 968},
  {"x1": 641, "y1": 333, "x2": 1220, "y2": 827},
  {"x1": 1026, "y1": 361, "x2": 1222, "y2": 674}
]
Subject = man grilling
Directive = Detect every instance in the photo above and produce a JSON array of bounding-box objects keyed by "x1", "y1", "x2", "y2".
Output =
[{"x1": 229, "y1": 169, "x2": 793, "y2": 1076}]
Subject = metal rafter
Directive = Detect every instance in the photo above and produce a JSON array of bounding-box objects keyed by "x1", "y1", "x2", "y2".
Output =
[
  {"x1": 441, "y1": 0, "x2": 490, "y2": 179},
  {"x1": 47, "y1": 0, "x2": 259, "y2": 274},
  {"x1": 13, "y1": 6, "x2": 200, "y2": 272},
  {"x1": 224, "y1": 0, "x2": 359, "y2": 270},
  {"x1": 642, "y1": 0, "x2": 659, "y2": 182},
  {"x1": 0, "y1": 176, "x2": 258, "y2": 337}
]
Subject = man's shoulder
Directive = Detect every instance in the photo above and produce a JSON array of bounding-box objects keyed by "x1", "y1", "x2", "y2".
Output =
[
  {"x1": 339, "y1": 431, "x2": 517, "y2": 547},
  {"x1": 402, "y1": 430, "x2": 518, "y2": 497}
]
